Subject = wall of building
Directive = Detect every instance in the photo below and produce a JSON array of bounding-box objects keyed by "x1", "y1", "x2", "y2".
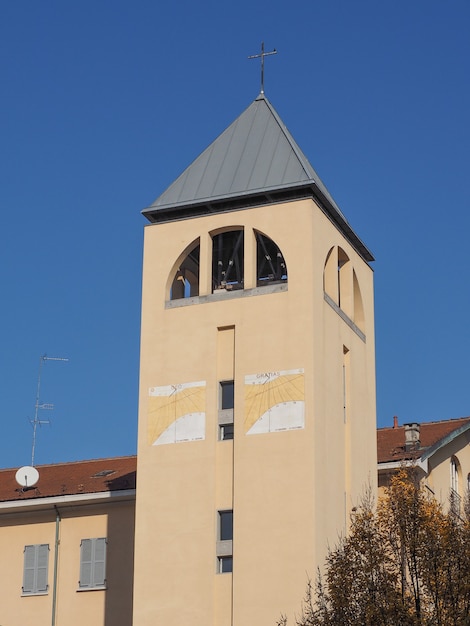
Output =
[
  {"x1": 134, "y1": 197, "x2": 376, "y2": 625},
  {"x1": 426, "y1": 430, "x2": 470, "y2": 512},
  {"x1": 0, "y1": 499, "x2": 134, "y2": 626},
  {"x1": 378, "y1": 427, "x2": 470, "y2": 514}
]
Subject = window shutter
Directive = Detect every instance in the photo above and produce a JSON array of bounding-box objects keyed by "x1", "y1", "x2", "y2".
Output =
[
  {"x1": 79, "y1": 539, "x2": 93, "y2": 588},
  {"x1": 22, "y1": 545, "x2": 36, "y2": 593},
  {"x1": 36, "y1": 544, "x2": 49, "y2": 593},
  {"x1": 79, "y1": 538, "x2": 107, "y2": 589},
  {"x1": 93, "y1": 538, "x2": 107, "y2": 587},
  {"x1": 23, "y1": 544, "x2": 49, "y2": 594}
]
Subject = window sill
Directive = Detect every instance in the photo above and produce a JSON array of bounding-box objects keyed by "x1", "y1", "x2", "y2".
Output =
[
  {"x1": 21, "y1": 591, "x2": 48, "y2": 597},
  {"x1": 323, "y1": 292, "x2": 366, "y2": 342},
  {"x1": 77, "y1": 586, "x2": 107, "y2": 592},
  {"x1": 167, "y1": 282, "x2": 287, "y2": 309}
]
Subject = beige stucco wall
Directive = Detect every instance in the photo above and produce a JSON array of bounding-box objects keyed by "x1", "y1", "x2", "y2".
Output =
[
  {"x1": 378, "y1": 429, "x2": 470, "y2": 512},
  {"x1": 426, "y1": 430, "x2": 470, "y2": 509},
  {"x1": 134, "y1": 198, "x2": 377, "y2": 625},
  {"x1": 0, "y1": 498, "x2": 134, "y2": 626}
]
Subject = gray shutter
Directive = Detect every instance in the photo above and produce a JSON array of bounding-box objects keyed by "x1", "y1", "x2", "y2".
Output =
[
  {"x1": 36, "y1": 544, "x2": 49, "y2": 593},
  {"x1": 22, "y1": 545, "x2": 36, "y2": 594},
  {"x1": 79, "y1": 539, "x2": 93, "y2": 588},
  {"x1": 93, "y1": 538, "x2": 107, "y2": 587},
  {"x1": 23, "y1": 544, "x2": 49, "y2": 594},
  {"x1": 80, "y1": 538, "x2": 107, "y2": 588}
]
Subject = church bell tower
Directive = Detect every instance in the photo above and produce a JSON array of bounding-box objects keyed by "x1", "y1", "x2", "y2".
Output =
[{"x1": 133, "y1": 91, "x2": 377, "y2": 625}]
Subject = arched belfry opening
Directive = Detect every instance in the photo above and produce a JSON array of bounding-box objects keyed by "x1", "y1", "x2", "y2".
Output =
[
  {"x1": 323, "y1": 247, "x2": 337, "y2": 301},
  {"x1": 323, "y1": 245, "x2": 365, "y2": 332},
  {"x1": 324, "y1": 245, "x2": 350, "y2": 309},
  {"x1": 168, "y1": 228, "x2": 289, "y2": 301},
  {"x1": 353, "y1": 270, "x2": 365, "y2": 331},
  {"x1": 169, "y1": 239, "x2": 200, "y2": 300},
  {"x1": 337, "y1": 247, "x2": 351, "y2": 313},
  {"x1": 212, "y1": 229, "x2": 244, "y2": 292},
  {"x1": 255, "y1": 231, "x2": 287, "y2": 286}
]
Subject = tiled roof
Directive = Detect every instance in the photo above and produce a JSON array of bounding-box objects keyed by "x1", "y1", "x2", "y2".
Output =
[
  {"x1": 377, "y1": 417, "x2": 470, "y2": 464},
  {"x1": 0, "y1": 456, "x2": 136, "y2": 504},
  {"x1": 2, "y1": 416, "x2": 468, "y2": 501}
]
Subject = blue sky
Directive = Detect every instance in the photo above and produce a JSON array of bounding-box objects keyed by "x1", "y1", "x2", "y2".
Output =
[{"x1": 1, "y1": 1, "x2": 469, "y2": 468}]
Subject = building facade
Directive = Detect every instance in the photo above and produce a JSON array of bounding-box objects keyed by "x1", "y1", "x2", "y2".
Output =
[
  {"x1": 132, "y1": 93, "x2": 377, "y2": 625},
  {"x1": 0, "y1": 93, "x2": 379, "y2": 626},
  {"x1": 378, "y1": 416, "x2": 470, "y2": 516},
  {"x1": 2, "y1": 413, "x2": 470, "y2": 624},
  {"x1": 0, "y1": 457, "x2": 135, "y2": 626}
]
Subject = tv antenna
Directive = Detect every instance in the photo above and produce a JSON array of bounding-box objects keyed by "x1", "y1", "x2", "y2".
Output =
[{"x1": 30, "y1": 354, "x2": 69, "y2": 466}]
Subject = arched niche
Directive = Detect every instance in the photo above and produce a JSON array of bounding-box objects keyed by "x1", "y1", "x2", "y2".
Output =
[
  {"x1": 211, "y1": 228, "x2": 244, "y2": 292},
  {"x1": 323, "y1": 246, "x2": 350, "y2": 308},
  {"x1": 255, "y1": 230, "x2": 287, "y2": 287},
  {"x1": 324, "y1": 246, "x2": 338, "y2": 303},
  {"x1": 169, "y1": 238, "x2": 200, "y2": 300},
  {"x1": 337, "y1": 247, "x2": 351, "y2": 315},
  {"x1": 353, "y1": 270, "x2": 365, "y2": 332},
  {"x1": 324, "y1": 246, "x2": 365, "y2": 330}
]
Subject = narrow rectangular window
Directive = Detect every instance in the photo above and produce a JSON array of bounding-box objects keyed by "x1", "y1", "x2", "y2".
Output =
[
  {"x1": 220, "y1": 423, "x2": 234, "y2": 440},
  {"x1": 216, "y1": 510, "x2": 233, "y2": 573},
  {"x1": 22, "y1": 544, "x2": 49, "y2": 595},
  {"x1": 220, "y1": 381, "x2": 234, "y2": 410},
  {"x1": 219, "y1": 510, "x2": 233, "y2": 540},
  {"x1": 218, "y1": 556, "x2": 233, "y2": 573},
  {"x1": 343, "y1": 346, "x2": 349, "y2": 423},
  {"x1": 79, "y1": 538, "x2": 107, "y2": 589},
  {"x1": 218, "y1": 381, "x2": 234, "y2": 440}
]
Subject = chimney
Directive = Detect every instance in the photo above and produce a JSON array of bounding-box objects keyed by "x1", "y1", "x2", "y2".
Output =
[
  {"x1": 404, "y1": 423, "x2": 420, "y2": 451},
  {"x1": 393, "y1": 415, "x2": 399, "y2": 429}
]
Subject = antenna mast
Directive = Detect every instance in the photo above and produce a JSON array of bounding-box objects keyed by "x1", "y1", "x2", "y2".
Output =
[{"x1": 31, "y1": 354, "x2": 69, "y2": 466}]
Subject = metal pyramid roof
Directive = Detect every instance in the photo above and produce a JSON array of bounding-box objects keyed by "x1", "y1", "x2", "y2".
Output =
[{"x1": 143, "y1": 94, "x2": 373, "y2": 262}]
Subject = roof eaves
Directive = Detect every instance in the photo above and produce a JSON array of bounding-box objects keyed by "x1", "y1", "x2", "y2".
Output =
[
  {"x1": 378, "y1": 458, "x2": 429, "y2": 475},
  {"x1": 420, "y1": 422, "x2": 470, "y2": 462},
  {"x1": 143, "y1": 182, "x2": 374, "y2": 263},
  {"x1": 0, "y1": 488, "x2": 136, "y2": 516}
]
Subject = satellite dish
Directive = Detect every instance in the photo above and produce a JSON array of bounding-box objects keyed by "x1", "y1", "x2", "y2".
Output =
[{"x1": 15, "y1": 466, "x2": 39, "y2": 488}]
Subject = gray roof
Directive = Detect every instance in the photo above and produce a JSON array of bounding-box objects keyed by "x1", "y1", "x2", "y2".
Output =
[{"x1": 143, "y1": 93, "x2": 373, "y2": 262}]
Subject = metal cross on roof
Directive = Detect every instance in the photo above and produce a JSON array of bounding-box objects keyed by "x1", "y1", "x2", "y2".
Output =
[{"x1": 248, "y1": 42, "x2": 277, "y2": 94}]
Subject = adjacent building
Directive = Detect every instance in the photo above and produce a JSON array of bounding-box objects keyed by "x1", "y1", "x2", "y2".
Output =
[
  {"x1": 1, "y1": 415, "x2": 469, "y2": 624},
  {"x1": 378, "y1": 416, "x2": 470, "y2": 516},
  {"x1": 0, "y1": 457, "x2": 135, "y2": 625}
]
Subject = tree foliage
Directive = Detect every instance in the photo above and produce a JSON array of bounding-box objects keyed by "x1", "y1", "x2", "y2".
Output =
[{"x1": 280, "y1": 468, "x2": 470, "y2": 626}]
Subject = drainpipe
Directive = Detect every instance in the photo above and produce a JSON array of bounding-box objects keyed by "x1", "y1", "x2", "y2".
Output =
[{"x1": 51, "y1": 506, "x2": 61, "y2": 626}]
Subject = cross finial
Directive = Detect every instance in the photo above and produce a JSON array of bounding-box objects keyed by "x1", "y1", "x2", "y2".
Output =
[{"x1": 248, "y1": 42, "x2": 277, "y2": 94}]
